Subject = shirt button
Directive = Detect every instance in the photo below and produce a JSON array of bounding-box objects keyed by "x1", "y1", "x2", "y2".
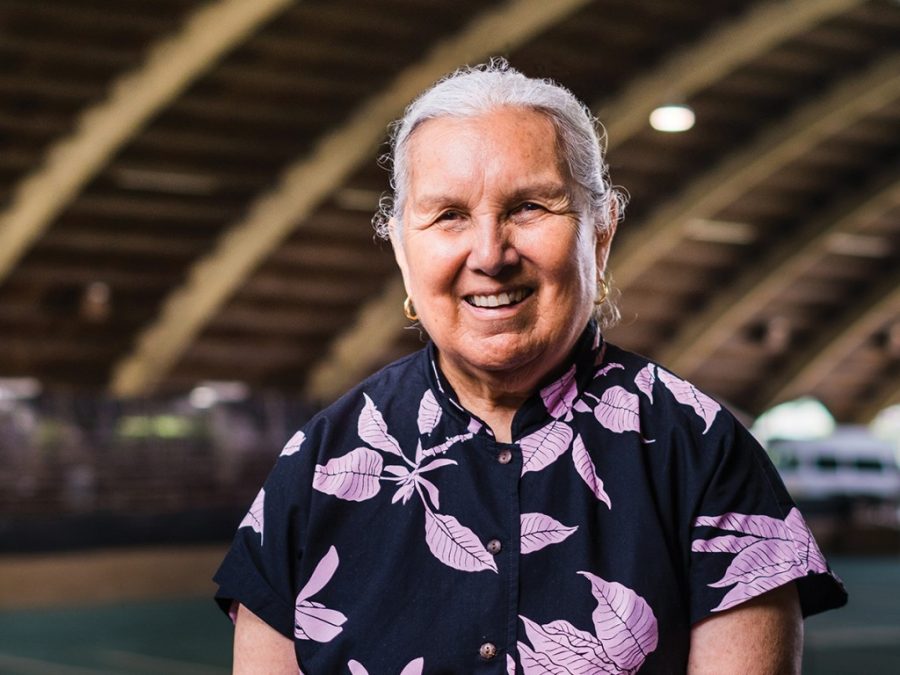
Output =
[
  {"x1": 487, "y1": 539, "x2": 502, "y2": 555},
  {"x1": 497, "y1": 449, "x2": 513, "y2": 464},
  {"x1": 479, "y1": 642, "x2": 497, "y2": 660}
]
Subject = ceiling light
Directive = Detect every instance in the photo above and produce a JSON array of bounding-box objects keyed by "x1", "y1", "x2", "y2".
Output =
[{"x1": 649, "y1": 104, "x2": 695, "y2": 133}]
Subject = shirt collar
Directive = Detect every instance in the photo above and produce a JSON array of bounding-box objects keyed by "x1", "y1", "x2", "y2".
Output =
[{"x1": 424, "y1": 320, "x2": 603, "y2": 441}]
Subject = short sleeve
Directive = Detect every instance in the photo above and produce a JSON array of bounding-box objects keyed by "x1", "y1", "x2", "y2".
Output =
[
  {"x1": 687, "y1": 415, "x2": 847, "y2": 624},
  {"x1": 213, "y1": 429, "x2": 312, "y2": 638}
]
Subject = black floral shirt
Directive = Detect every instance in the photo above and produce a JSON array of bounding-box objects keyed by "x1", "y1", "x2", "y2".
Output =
[{"x1": 214, "y1": 321, "x2": 846, "y2": 674}]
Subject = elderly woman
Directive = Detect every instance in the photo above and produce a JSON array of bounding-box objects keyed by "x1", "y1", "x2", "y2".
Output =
[{"x1": 215, "y1": 61, "x2": 845, "y2": 674}]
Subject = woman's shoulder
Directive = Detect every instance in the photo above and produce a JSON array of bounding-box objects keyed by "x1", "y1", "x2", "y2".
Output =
[{"x1": 589, "y1": 341, "x2": 742, "y2": 446}]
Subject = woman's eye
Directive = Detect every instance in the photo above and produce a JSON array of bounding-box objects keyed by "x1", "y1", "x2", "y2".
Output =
[
  {"x1": 512, "y1": 202, "x2": 543, "y2": 217},
  {"x1": 437, "y1": 210, "x2": 460, "y2": 221}
]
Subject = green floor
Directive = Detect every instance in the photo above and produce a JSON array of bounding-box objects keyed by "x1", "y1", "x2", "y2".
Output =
[{"x1": 0, "y1": 556, "x2": 897, "y2": 674}]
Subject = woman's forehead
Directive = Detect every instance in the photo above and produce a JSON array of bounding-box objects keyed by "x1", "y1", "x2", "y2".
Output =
[{"x1": 404, "y1": 109, "x2": 568, "y2": 197}]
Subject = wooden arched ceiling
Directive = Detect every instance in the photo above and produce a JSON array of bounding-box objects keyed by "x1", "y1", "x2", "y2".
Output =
[
  {"x1": 109, "y1": 0, "x2": 593, "y2": 396},
  {"x1": 0, "y1": 0, "x2": 898, "y2": 424}
]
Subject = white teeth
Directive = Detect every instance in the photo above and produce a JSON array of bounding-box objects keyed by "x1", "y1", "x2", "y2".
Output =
[{"x1": 467, "y1": 289, "x2": 530, "y2": 308}]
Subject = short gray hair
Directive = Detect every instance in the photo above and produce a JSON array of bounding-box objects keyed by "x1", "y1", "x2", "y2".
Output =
[{"x1": 374, "y1": 58, "x2": 624, "y2": 327}]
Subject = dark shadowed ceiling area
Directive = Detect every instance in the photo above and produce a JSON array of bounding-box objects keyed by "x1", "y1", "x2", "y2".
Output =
[{"x1": 1, "y1": 0, "x2": 899, "y2": 423}]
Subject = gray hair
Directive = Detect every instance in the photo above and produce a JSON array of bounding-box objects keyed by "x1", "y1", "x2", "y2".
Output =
[{"x1": 374, "y1": 58, "x2": 624, "y2": 327}]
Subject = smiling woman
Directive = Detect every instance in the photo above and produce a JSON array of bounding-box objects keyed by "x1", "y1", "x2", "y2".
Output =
[{"x1": 214, "y1": 60, "x2": 846, "y2": 674}]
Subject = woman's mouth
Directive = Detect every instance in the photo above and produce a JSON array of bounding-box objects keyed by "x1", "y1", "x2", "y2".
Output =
[{"x1": 464, "y1": 288, "x2": 533, "y2": 308}]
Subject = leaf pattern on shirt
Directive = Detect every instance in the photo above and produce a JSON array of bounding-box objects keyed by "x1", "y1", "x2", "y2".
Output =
[
  {"x1": 520, "y1": 420, "x2": 573, "y2": 476},
  {"x1": 358, "y1": 393, "x2": 404, "y2": 457},
  {"x1": 424, "y1": 509, "x2": 498, "y2": 573},
  {"x1": 417, "y1": 389, "x2": 442, "y2": 435},
  {"x1": 348, "y1": 657, "x2": 424, "y2": 675},
  {"x1": 571, "y1": 434, "x2": 611, "y2": 509},
  {"x1": 238, "y1": 487, "x2": 265, "y2": 543},
  {"x1": 280, "y1": 430, "x2": 306, "y2": 456},
  {"x1": 295, "y1": 546, "x2": 347, "y2": 642},
  {"x1": 518, "y1": 572, "x2": 658, "y2": 674},
  {"x1": 540, "y1": 365, "x2": 577, "y2": 421},
  {"x1": 596, "y1": 386, "x2": 641, "y2": 434},
  {"x1": 520, "y1": 512, "x2": 578, "y2": 554},
  {"x1": 656, "y1": 368, "x2": 720, "y2": 434},
  {"x1": 311, "y1": 390, "x2": 494, "y2": 574},
  {"x1": 313, "y1": 448, "x2": 383, "y2": 502},
  {"x1": 691, "y1": 507, "x2": 829, "y2": 611},
  {"x1": 634, "y1": 364, "x2": 655, "y2": 403}
]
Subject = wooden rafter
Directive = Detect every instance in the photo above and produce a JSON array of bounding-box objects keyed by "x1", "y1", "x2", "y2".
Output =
[
  {"x1": 110, "y1": 0, "x2": 595, "y2": 398},
  {"x1": 599, "y1": 0, "x2": 865, "y2": 150},
  {"x1": 754, "y1": 266, "x2": 900, "y2": 414},
  {"x1": 0, "y1": 0, "x2": 293, "y2": 283},
  {"x1": 609, "y1": 53, "x2": 900, "y2": 291},
  {"x1": 659, "y1": 168, "x2": 900, "y2": 375}
]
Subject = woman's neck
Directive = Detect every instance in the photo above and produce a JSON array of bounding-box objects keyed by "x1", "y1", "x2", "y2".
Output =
[{"x1": 436, "y1": 352, "x2": 554, "y2": 444}]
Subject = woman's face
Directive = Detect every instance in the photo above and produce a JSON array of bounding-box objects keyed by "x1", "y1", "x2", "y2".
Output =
[{"x1": 393, "y1": 107, "x2": 612, "y2": 395}]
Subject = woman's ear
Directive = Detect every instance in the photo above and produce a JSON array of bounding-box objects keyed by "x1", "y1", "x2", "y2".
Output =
[
  {"x1": 595, "y1": 202, "x2": 618, "y2": 273},
  {"x1": 389, "y1": 217, "x2": 412, "y2": 294}
]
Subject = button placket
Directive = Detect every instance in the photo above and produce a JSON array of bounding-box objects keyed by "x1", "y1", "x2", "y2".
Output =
[{"x1": 479, "y1": 642, "x2": 498, "y2": 660}]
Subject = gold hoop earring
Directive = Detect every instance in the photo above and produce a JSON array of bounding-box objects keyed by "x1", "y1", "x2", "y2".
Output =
[
  {"x1": 403, "y1": 296, "x2": 418, "y2": 321},
  {"x1": 595, "y1": 276, "x2": 609, "y2": 306}
]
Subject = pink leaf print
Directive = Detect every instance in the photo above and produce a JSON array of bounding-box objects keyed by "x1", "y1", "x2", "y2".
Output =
[
  {"x1": 694, "y1": 512, "x2": 788, "y2": 539},
  {"x1": 519, "y1": 616, "x2": 616, "y2": 673},
  {"x1": 657, "y1": 369, "x2": 720, "y2": 434},
  {"x1": 571, "y1": 434, "x2": 611, "y2": 509},
  {"x1": 634, "y1": 364, "x2": 656, "y2": 403},
  {"x1": 594, "y1": 362, "x2": 625, "y2": 379},
  {"x1": 280, "y1": 430, "x2": 306, "y2": 456},
  {"x1": 295, "y1": 546, "x2": 347, "y2": 642},
  {"x1": 238, "y1": 488, "x2": 265, "y2": 543},
  {"x1": 594, "y1": 386, "x2": 641, "y2": 434},
  {"x1": 313, "y1": 448, "x2": 383, "y2": 502},
  {"x1": 518, "y1": 641, "x2": 570, "y2": 674},
  {"x1": 358, "y1": 393, "x2": 403, "y2": 457},
  {"x1": 540, "y1": 365, "x2": 577, "y2": 419},
  {"x1": 417, "y1": 389, "x2": 442, "y2": 435},
  {"x1": 692, "y1": 508, "x2": 830, "y2": 611},
  {"x1": 690, "y1": 534, "x2": 759, "y2": 554},
  {"x1": 520, "y1": 421, "x2": 573, "y2": 476},
  {"x1": 467, "y1": 417, "x2": 483, "y2": 434},
  {"x1": 579, "y1": 571, "x2": 659, "y2": 672},
  {"x1": 520, "y1": 512, "x2": 578, "y2": 554},
  {"x1": 507, "y1": 653, "x2": 516, "y2": 675},
  {"x1": 349, "y1": 658, "x2": 423, "y2": 675},
  {"x1": 421, "y1": 433, "x2": 473, "y2": 458},
  {"x1": 423, "y1": 509, "x2": 498, "y2": 573},
  {"x1": 348, "y1": 661, "x2": 368, "y2": 675},
  {"x1": 573, "y1": 399, "x2": 592, "y2": 414},
  {"x1": 400, "y1": 658, "x2": 425, "y2": 675}
]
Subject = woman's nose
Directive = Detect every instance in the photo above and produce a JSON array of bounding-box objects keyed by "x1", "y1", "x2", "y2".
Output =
[{"x1": 466, "y1": 218, "x2": 519, "y2": 276}]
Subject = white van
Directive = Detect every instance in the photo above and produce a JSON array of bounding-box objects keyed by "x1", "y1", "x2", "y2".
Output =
[{"x1": 767, "y1": 425, "x2": 900, "y2": 504}]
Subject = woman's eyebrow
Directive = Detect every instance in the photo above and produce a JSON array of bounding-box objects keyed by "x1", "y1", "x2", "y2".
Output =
[{"x1": 506, "y1": 181, "x2": 569, "y2": 202}]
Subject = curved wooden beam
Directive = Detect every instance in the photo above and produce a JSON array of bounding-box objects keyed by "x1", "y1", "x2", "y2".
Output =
[
  {"x1": 754, "y1": 266, "x2": 900, "y2": 416},
  {"x1": 659, "y1": 167, "x2": 900, "y2": 374},
  {"x1": 0, "y1": 0, "x2": 293, "y2": 283},
  {"x1": 609, "y1": 53, "x2": 900, "y2": 291},
  {"x1": 110, "y1": 0, "x2": 594, "y2": 398},
  {"x1": 599, "y1": 0, "x2": 865, "y2": 149}
]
